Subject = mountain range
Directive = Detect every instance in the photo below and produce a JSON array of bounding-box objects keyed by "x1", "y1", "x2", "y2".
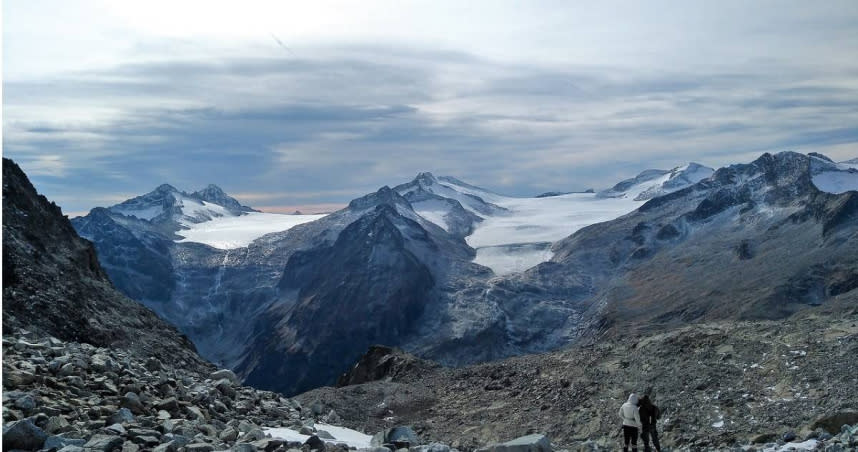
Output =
[{"x1": 68, "y1": 151, "x2": 858, "y2": 396}]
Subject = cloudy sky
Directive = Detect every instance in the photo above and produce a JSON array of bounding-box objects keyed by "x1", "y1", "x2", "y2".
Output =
[{"x1": 4, "y1": 1, "x2": 858, "y2": 216}]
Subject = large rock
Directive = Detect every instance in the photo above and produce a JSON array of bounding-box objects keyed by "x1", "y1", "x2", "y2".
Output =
[
  {"x1": 106, "y1": 408, "x2": 135, "y2": 425},
  {"x1": 120, "y1": 392, "x2": 145, "y2": 414},
  {"x1": 812, "y1": 411, "x2": 858, "y2": 434},
  {"x1": 185, "y1": 443, "x2": 215, "y2": 452},
  {"x1": 476, "y1": 434, "x2": 552, "y2": 452},
  {"x1": 82, "y1": 434, "x2": 124, "y2": 452},
  {"x1": 211, "y1": 369, "x2": 240, "y2": 385},
  {"x1": 45, "y1": 435, "x2": 87, "y2": 450},
  {"x1": 2, "y1": 419, "x2": 48, "y2": 450}
]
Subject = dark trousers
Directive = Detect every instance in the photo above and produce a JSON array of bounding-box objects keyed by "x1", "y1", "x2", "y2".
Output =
[
  {"x1": 642, "y1": 424, "x2": 661, "y2": 452},
  {"x1": 623, "y1": 425, "x2": 639, "y2": 452}
]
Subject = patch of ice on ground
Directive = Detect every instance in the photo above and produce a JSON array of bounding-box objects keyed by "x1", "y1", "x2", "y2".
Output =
[
  {"x1": 761, "y1": 439, "x2": 818, "y2": 451},
  {"x1": 265, "y1": 423, "x2": 372, "y2": 448},
  {"x1": 712, "y1": 420, "x2": 725, "y2": 428},
  {"x1": 176, "y1": 212, "x2": 326, "y2": 249}
]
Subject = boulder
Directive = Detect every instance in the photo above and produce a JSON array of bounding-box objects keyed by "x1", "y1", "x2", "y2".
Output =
[
  {"x1": 106, "y1": 408, "x2": 135, "y2": 425},
  {"x1": 219, "y1": 428, "x2": 239, "y2": 442},
  {"x1": 413, "y1": 444, "x2": 451, "y2": 452},
  {"x1": 45, "y1": 415, "x2": 72, "y2": 434},
  {"x1": 387, "y1": 426, "x2": 421, "y2": 447},
  {"x1": 14, "y1": 393, "x2": 38, "y2": 412},
  {"x1": 5, "y1": 369, "x2": 37, "y2": 387},
  {"x1": 2, "y1": 419, "x2": 49, "y2": 450},
  {"x1": 215, "y1": 379, "x2": 237, "y2": 398},
  {"x1": 305, "y1": 435, "x2": 326, "y2": 451},
  {"x1": 185, "y1": 443, "x2": 216, "y2": 452},
  {"x1": 153, "y1": 441, "x2": 177, "y2": 452},
  {"x1": 475, "y1": 434, "x2": 552, "y2": 452},
  {"x1": 58, "y1": 446, "x2": 85, "y2": 452},
  {"x1": 231, "y1": 443, "x2": 258, "y2": 452},
  {"x1": 211, "y1": 369, "x2": 240, "y2": 385},
  {"x1": 82, "y1": 434, "x2": 124, "y2": 452},
  {"x1": 316, "y1": 430, "x2": 336, "y2": 440},
  {"x1": 812, "y1": 412, "x2": 858, "y2": 434},
  {"x1": 120, "y1": 392, "x2": 145, "y2": 415},
  {"x1": 155, "y1": 397, "x2": 179, "y2": 413},
  {"x1": 45, "y1": 435, "x2": 87, "y2": 450}
]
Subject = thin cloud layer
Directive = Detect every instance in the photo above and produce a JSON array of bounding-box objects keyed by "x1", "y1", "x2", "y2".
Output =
[{"x1": 3, "y1": 2, "x2": 858, "y2": 215}]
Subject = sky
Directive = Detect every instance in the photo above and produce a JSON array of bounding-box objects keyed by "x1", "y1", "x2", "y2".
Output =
[{"x1": 3, "y1": 1, "x2": 858, "y2": 216}]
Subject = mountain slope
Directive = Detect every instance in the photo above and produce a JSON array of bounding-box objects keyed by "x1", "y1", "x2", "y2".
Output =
[
  {"x1": 2, "y1": 158, "x2": 203, "y2": 366},
  {"x1": 544, "y1": 151, "x2": 858, "y2": 335}
]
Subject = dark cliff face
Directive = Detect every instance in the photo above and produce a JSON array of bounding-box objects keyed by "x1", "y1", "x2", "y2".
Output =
[
  {"x1": 1, "y1": 158, "x2": 205, "y2": 367},
  {"x1": 239, "y1": 204, "x2": 436, "y2": 395}
]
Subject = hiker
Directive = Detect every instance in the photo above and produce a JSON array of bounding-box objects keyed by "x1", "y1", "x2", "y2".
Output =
[
  {"x1": 639, "y1": 394, "x2": 662, "y2": 452},
  {"x1": 619, "y1": 393, "x2": 642, "y2": 452}
]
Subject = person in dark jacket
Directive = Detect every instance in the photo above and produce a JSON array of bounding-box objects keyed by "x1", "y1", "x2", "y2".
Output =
[{"x1": 638, "y1": 394, "x2": 661, "y2": 452}]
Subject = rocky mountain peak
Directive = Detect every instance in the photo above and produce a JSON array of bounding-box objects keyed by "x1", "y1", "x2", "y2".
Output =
[
  {"x1": 190, "y1": 184, "x2": 256, "y2": 213},
  {"x1": 348, "y1": 185, "x2": 412, "y2": 211},
  {"x1": 413, "y1": 172, "x2": 438, "y2": 186}
]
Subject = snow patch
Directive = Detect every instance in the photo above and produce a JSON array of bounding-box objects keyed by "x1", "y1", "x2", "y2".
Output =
[
  {"x1": 412, "y1": 199, "x2": 453, "y2": 232},
  {"x1": 265, "y1": 424, "x2": 371, "y2": 449},
  {"x1": 761, "y1": 439, "x2": 818, "y2": 451},
  {"x1": 812, "y1": 171, "x2": 858, "y2": 194},
  {"x1": 176, "y1": 212, "x2": 326, "y2": 249},
  {"x1": 473, "y1": 243, "x2": 554, "y2": 276},
  {"x1": 112, "y1": 205, "x2": 164, "y2": 221}
]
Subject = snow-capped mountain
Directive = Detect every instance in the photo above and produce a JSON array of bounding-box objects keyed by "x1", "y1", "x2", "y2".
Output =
[{"x1": 71, "y1": 151, "x2": 857, "y2": 397}]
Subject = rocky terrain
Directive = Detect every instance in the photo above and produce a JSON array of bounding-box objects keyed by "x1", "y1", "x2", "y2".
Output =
[{"x1": 296, "y1": 296, "x2": 858, "y2": 451}]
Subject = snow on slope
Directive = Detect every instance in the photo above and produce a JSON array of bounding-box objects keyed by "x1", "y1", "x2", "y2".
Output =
[
  {"x1": 412, "y1": 199, "x2": 453, "y2": 232},
  {"x1": 467, "y1": 193, "x2": 644, "y2": 274},
  {"x1": 265, "y1": 423, "x2": 371, "y2": 448},
  {"x1": 176, "y1": 212, "x2": 326, "y2": 249},
  {"x1": 812, "y1": 171, "x2": 858, "y2": 194},
  {"x1": 809, "y1": 155, "x2": 858, "y2": 194}
]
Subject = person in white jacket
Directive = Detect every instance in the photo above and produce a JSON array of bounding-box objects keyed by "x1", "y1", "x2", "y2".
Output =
[{"x1": 619, "y1": 393, "x2": 642, "y2": 452}]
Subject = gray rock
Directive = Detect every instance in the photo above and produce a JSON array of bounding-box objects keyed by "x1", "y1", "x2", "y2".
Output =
[
  {"x1": 197, "y1": 424, "x2": 218, "y2": 438},
  {"x1": 58, "y1": 363, "x2": 77, "y2": 377},
  {"x1": 82, "y1": 434, "x2": 124, "y2": 452},
  {"x1": 90, "y1": 355, "x2": 115, "y2": 373},
  {"x1": 305, "y1": 436, "x2": 326, "y2": 451},
  {"x1": 106, "y1": 408, "x2": 135, "y2": 425},
  {"x1": 231, "y1": 444, "x2": 257, "y2": 452},
  {"x1": 210, "y1": 369, "x2": 240, "y2": 385},
  {"x1": 413, "y1": 444, "x2": 451, "y2": 452},
  {"x1": 475, "y1": 434, "x2": 552, "y2": 452},
  {"x1": 219, "y1": 428, "x2": 239, "y2": 442},
  {"x1": 185, "y1": 443, "x2": 215, "y2": 452},
  {"x1": 157, "y1": 410, "x2": 171, "y2": 420},
  {"x1": 120, "y1": 392, "x2": 145, "y2": 415},
  {"x1": 215, "y1": 379, "x2": 237, "y2": 398},
  {"x1": 105, "y1": 424, "x2": 126, "y2": 435},
  {"x1": 14, "y1": 393, "x2": 37, "y2": 412},
  {"x1": 153, "y1": 441, "x2": 177, "y2": 452},
  {"x1": 387, "y1": 426, "x2": 421, "y2": 447},
  {"x1": 45, "y1": 435, "x2": 87, "y2": 450},
  {"x1": 155, "y1": 397, "x2": 179, "y2": 413},
  {"x1": 185, "y1": 406, "x2": 206, "y2": 421},
  {"x1": 238, "y1": 421, "x2": 256, "y2": 433},
  {"x1": 45, "y1": 415, "x2": 72, "y2": 434},
  {"x1": 359, "y1": 448, "x2": 393, "y2": 452},
  {"x1": 316, "y1": 430, "x2": 336, "y2": 440},
  {"x1": 131, "y1": 436, "x2": 160, "y2": 447},
  {"x1": 121, "y1": 443, "x2": 141, "y2": 452},
  {"x1": 146, "y1": 357, "x2": 162, "y2": 371},
  {"x1": 5, "y1": 369, "x2": 37, "y2": 386},
  {"x1": 2, "y1": 418, "x2": 48, "y2": 450},
  {"x1": 240, "y1": 428, "x2": 266, "y2": 442},
  {"x1": 300, "y1": 426, "x2": 316, "y2": 435},
  {"x1": 58, "y1": 446, "x2": 85, "y2": 452}
]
